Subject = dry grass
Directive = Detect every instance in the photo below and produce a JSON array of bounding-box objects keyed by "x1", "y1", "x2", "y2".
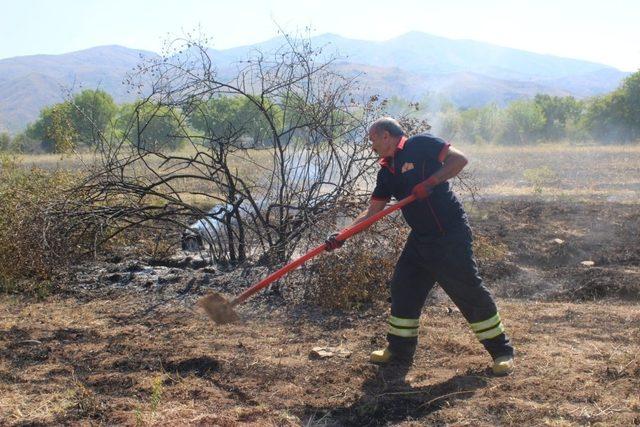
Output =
[
  {"x1": 15, "y1": 144, "x2": 640, "y2": 204},
  {"x1": 458, "y1": 143, "x2": 640, "y2": 202},
  {"x1": 13, "y1": 147, "x2": 284, "y2": 207},
  {"x1": 0, "y1": 291, "x2": 637, "y2": 426}
]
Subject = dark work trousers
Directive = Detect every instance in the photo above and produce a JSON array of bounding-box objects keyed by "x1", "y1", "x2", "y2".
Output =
[{"x1": 387, "y1": 224, "x2": 514, "y2": 360}]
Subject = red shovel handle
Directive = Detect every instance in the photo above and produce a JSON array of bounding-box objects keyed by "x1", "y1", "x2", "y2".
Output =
[
  {"x1": 231, "y1": 194, "x2": 417, "y2": 306},
  {"x1": 334, "y1": 194, "x2": 416, "y2": 241}
]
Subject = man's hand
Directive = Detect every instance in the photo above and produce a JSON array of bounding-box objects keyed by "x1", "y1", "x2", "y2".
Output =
[
  {"x1": 325, "y1": 232, "x2": 344, "y2": 251},
  {"x1": 411, "y1": 176, "x2": 439, "y2": 200}
]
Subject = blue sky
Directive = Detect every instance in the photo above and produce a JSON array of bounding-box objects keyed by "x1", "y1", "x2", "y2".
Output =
[{"x1": 2, "y1": 0, "x2": 639, "y2": 71}]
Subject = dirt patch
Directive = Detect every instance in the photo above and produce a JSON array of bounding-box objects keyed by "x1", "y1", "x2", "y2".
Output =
[{"x1": 470, "y1": 199, "x2": 640, "y2": 300}]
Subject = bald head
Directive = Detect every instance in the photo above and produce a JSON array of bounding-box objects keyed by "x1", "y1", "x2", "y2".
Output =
[
  {"x1": 368, "y1": 117, "x2": 406, "y2": 158},
  {"x1": 369, "y1": 117, "x2": 405, "y2": 138}
]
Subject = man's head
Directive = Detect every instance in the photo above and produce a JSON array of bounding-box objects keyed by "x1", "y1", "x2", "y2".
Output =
[{"x1": 368, "y1": 117, "x2": 405, "y2": 158}]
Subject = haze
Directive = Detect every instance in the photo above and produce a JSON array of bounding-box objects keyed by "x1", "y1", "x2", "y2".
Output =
[{"x1": 2, "y1": 0, "x2": 639, "y2": 71}]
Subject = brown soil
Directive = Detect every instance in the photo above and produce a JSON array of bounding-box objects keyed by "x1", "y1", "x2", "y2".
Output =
[{"x1": 1, "y1": 199, "x2": 639, "y2": 426}]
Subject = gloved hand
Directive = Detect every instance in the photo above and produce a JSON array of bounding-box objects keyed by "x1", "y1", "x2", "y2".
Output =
[
  {"x1": 325, "y1": 232, "x2": 344, "y2": 251},
  {"x1": 411, "y1": 176, "x2": 439, "y2": 200}
]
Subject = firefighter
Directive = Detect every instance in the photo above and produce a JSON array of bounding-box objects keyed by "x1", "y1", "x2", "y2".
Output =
[{"x1": 326, "y1": 117, "x2": 514, "y2": 375}]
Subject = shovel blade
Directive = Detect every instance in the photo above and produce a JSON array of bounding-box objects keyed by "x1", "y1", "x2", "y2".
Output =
[{"x1": 197, "y1": 292, "x2": 239, "y2": 324}]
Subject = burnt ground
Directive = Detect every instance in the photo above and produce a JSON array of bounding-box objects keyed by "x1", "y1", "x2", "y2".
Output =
[{"x1": 1, "y1": 199, "x2": 639, "y2": 426}]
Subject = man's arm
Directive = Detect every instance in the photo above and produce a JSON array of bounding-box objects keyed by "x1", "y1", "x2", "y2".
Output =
[
  {"x1": 429, "y1": 146, "x2": 468, "y2": 185},
  {"x1": 413, "y1": 146, "x2": 468, "y2": 199},
  {"x1": 351, "y1": 198, "x2": 388, "y2": 226},
  {"x1": 325, "y1": 198, "x2": 387, "y2": 250},
  {"x1": 346, "y1": 147, "x2": 470, "y2": 230},
  {"x1": 356, "y1": 148, "x2": 468, "y2": 217}
]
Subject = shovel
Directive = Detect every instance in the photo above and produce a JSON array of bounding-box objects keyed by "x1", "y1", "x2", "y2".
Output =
[{"x1": 198, "y1": 193, "x2": 418, "y2": 324}]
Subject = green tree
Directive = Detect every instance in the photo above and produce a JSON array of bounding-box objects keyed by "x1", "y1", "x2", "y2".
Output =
[
  {"x1": 70, "y1": 89, "x2": 117, "y2": 146},
  {"x1": 8, "y1": 133, "x2": 41, "y2": 153},
  {"x1": 497, "y1": 100, "x2": 545, "y2": 145},
  {"x1": 457, "y1": 104, "x2": 501, "y2": 144},
  {"x1": 0, "y1": 132, "x2": 10, "y2": 151},
  {"x1": 116, "y1": 102, "x2": 185, "y2": 151},
  {"x1": 583, "y1": 70, "x2": 640, "y2": 142},
  {"x1": 25, "y1": 90, "x2": 116, "y2": 152},
  {"x1": 190, "y1": 96, "x2": 275, "y2": 147},
  {"x1": 26, "y1": 102, "x2": 77, "y2": 152},
  {"x1": 534, "y1": 94, "x2": 583, "y2": 140},
  {"x1": 617, "y1": 71, "x2": 640, "y2": 137}
]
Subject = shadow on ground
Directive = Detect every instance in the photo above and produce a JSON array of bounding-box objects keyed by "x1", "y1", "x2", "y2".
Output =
[{"x1": 301, "y1": 364, "x2": 489, "y2": 426}]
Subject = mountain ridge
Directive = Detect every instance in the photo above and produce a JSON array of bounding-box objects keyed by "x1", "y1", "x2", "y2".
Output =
[{"x1": 0, "y1": 32, "x2": 630, "y2": 133}]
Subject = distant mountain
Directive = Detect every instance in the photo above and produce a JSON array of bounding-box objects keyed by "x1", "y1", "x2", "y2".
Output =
[
  {"x1": 207, "y1": 32, "x2": 628, "y2": 103},
  {"x1": 0, "y1": 46, "x2": 158, "y2": 133},
  {"x1": 220, "y1": 32, "x2": 618, "y2": 80},
  {"x1": 0, "y1": 33, "x2": 630, "y2": 133}
]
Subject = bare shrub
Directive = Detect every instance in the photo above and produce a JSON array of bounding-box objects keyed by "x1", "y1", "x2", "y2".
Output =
[{"x1": 79, "y1": 31, "x2": 384, "y2": 266}]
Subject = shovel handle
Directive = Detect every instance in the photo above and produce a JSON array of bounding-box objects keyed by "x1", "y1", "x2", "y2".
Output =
[
  {"x1": 232, "y1": 194, "x2": 417, "y2": 305},
  {"x1": 334, "y1": 194, "x2": 416, "y2": 242}
]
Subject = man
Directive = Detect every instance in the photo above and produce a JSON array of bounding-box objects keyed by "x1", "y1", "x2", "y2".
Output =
[{"x1": 326, "y1": 117, "x2": 514, "y2": 375}]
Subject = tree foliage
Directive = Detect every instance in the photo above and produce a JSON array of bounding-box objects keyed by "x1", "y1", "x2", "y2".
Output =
[
  {"x1": 584, "y1": 71, "x2": 640, "y2": 142},
  {"x1": 436, "y1": 70, "x2": 640, "y2": 144},
  {"x1": 24, "y1": 89, "x2": 116, "y2": 152},
  {"x1": 70, "y1": 89, "x2": 117, "y2": 146},
  {"x1": 26, "y1": 102, "x2": 77, "y2": 152},
  {"x1": 116, "y1": 102, "x2": 185, "y2": 151},
  {"x1": 497, "y1": 100, "x2": 546, "y2": 144},
  {"x1": 534, "y1": 94, "x2": 583, "y2": 140},
  {"x1": 0, "y1": 132, "x2": 10, "y2": 152},
  {"x1": 189, "y1": 96, "x2": 275, "y2": 147}
]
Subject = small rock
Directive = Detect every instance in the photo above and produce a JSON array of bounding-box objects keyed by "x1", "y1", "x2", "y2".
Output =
[
  {"x1": 551, "y1": 238, "x2": 565, "y2": 244},
  {"x1": 309, "y1": 346, "x2": 352, "y2": 359},
  {"x1": 581, "y1": 260, "x2": 595, "y2": 267}
]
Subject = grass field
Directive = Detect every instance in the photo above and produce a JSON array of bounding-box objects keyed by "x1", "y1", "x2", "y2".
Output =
[
  {"x1": 1, "y1": 144, "x2": 639, "y2": 426},
  {"x1": 14, "y1": 143, "x2": 640, "y2": 202},
  {"x1": 461, "y1": 144, "x2": 640, "y2": 201}
]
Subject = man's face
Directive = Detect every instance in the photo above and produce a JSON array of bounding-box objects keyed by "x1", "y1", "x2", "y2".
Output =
[{"x1": 369, "y1": 129, "x2": 394, "y2": 158}]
